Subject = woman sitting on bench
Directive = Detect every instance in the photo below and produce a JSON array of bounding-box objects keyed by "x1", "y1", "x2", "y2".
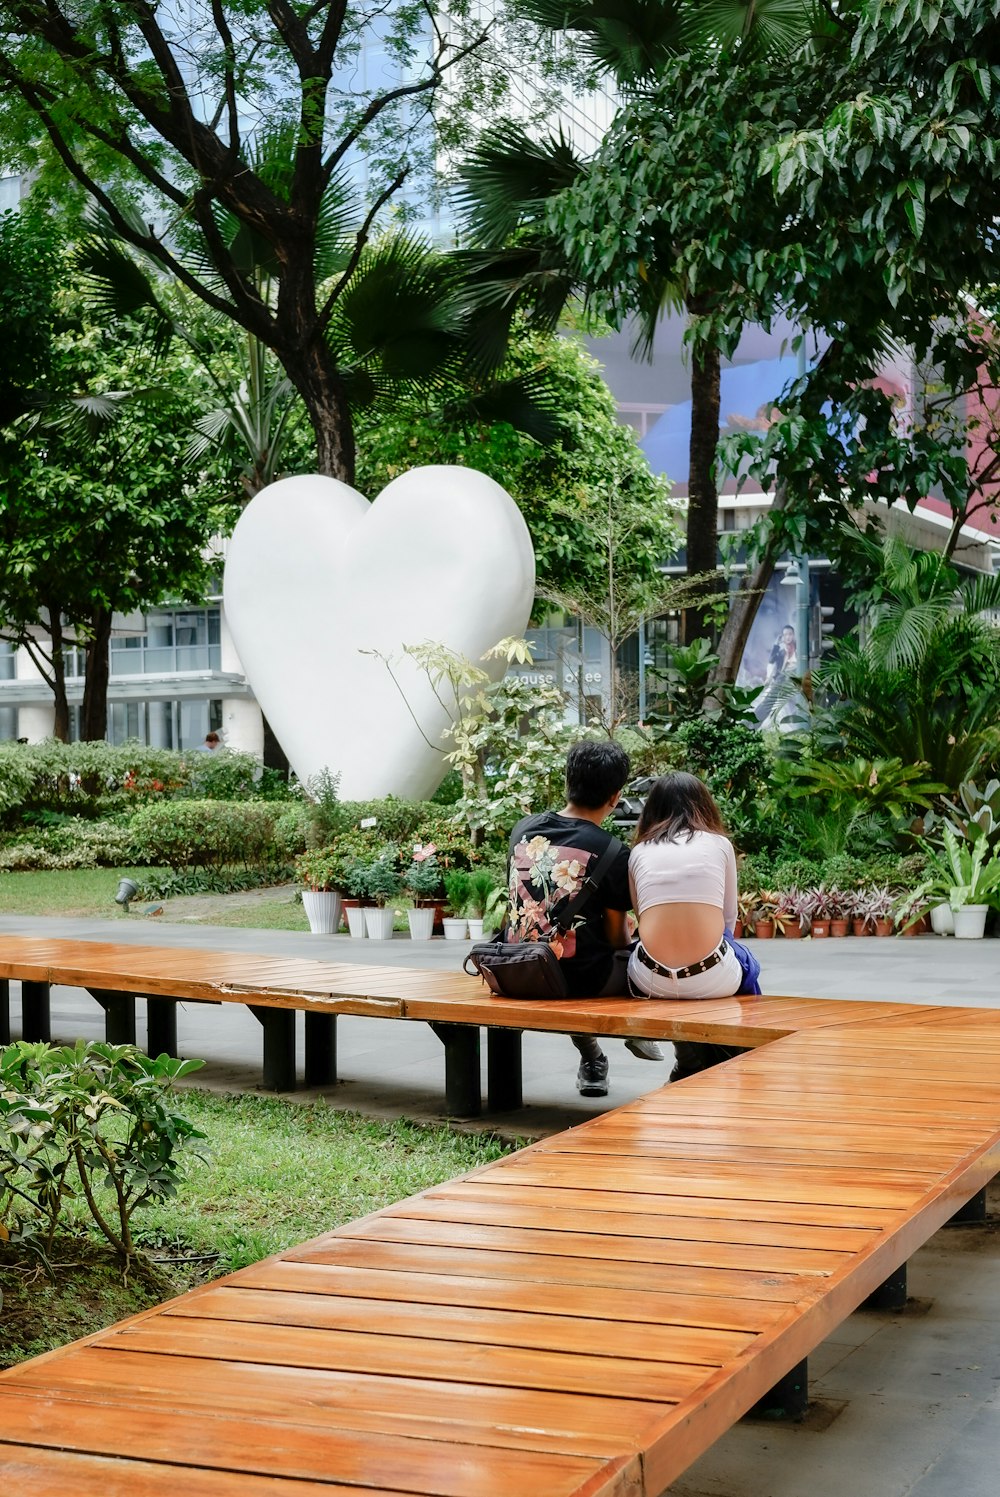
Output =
[{"x1": 626, "y1": 771, "x2": 754, "y2": 1079}]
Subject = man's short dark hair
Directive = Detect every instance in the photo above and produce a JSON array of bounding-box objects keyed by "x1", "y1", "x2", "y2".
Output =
[{"x1": 565, "y1": 740, "x2": 631, "y2": 809}]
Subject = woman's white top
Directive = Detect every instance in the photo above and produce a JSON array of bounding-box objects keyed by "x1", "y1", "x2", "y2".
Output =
[{"x1": 629, "y1": 831, "x2": 738, "y2": 930}]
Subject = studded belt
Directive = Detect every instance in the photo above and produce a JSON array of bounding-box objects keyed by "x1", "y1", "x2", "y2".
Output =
[{"x1": 634, "y1": 939, "x2": 729, "y2": 981}]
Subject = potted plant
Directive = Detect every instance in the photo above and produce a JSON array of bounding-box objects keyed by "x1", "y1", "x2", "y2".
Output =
[
  {"x1": 801, "y1": 886, "x2": 831, "y2": 938},
  {"x1": 442, "y1": 869, "x2": 472, "y2": 940},
  {"x1": 294, "y1": 847, "x2": 350, "y2": 935},
  {"x1": 827, "y1": 887, "x2": 851, "y2": 938},
  {"x1": 775, "y1": 889, "x2": 805, "y2": 938},
  {"x1": 912, "y1": 827, "x2": 1000, "y2": 940},
  {"x1": 752, "y1": 892, "x2": 778, "y2": 939},
  {"x1": 360, "y1": 844, "x2": 403, "y2": 941},
  {"x1": 340, "y1": 853, "x2": 371, "y2": 938},
  {"x1": 861, "y1": 886, "x2": 895, "y2": 936},
  {"x1": 464, "y1": 869, "x2": 498, "y2": 940},
  {"x1": 735, "y1": 889, "x2": 757, "y2": 940},
  {"x1": 403, "y1": 843, "x2": 441, "y2": 940}
]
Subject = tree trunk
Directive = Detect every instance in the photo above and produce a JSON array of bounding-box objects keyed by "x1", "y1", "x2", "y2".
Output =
[
  {"x1": 81, "y1": 607, "x2": 112, "y2": 741},
  {"x1": 48, "y1": 611, "x2": 70, "y2": 743},
  {"x1": 712, "y1": 484, "x2": 789, "y2": 687},
  {"x1": 286, "y1": 332, "x2": 356, "y2": 485},
  {"x1": 684, "y1": 332, "x2": 722, "y2": 643}
]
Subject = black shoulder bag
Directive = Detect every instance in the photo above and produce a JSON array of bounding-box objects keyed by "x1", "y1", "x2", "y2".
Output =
[{"x1": 463, "y1": 839, "x2": 621, "y2": 998}]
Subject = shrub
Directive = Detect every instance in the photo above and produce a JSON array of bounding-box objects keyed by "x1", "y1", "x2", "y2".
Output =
[
  {"x1": 274, "y1": 803, "x2": 309, "y2": 860},
  {"x1": 0, "y1": 1040, "x2": 205, "y2": 1269},
  {"x1": 0, "y1": 818, "x2": 135, "y2": 870},
  {"x1": 178, "y1": 751, "x2": 270, "y2": 802},
  {"x1": 134, "y1": 866, "x2": 292, "y2": 899},
  {"x1": 126, "y1": 800, "x2": 283, "y2": 868},
  {"x1": 0, "y1": 740, "x2": 188, "y2": 822}
]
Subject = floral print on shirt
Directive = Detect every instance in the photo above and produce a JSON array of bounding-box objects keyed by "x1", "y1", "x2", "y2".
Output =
[{"x1": 507, "y1": 834, "x2": 592, "y2": 959}]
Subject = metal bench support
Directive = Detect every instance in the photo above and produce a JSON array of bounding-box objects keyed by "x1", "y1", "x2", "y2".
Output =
[
  {"x1": 88, "y1": 988, "x2": 137, "y2": 1046},
  {"x1": 863, "y1": 1262, "x2": 908, "y2": 1311},
  {"x1": 249, "y1": 1005, "x2": 297, "y2": 1092},
  {"x1": 146, "y1": 996, "x2": 179, "y2": 1057},
  {"x1": 21, "y1": 980, "x2": 51, "y2": 1042},
  {"x1": 430, "y1": 1022, "x2": 481, "y2": 1117},
  {"x1": 304, "y1": 1012, "x2": 338, "y2": 1087},
  {"x1": 0, "y1": 979, "x2": 9, "y2": 1045},
  {"x1": 949, "y1": 1187, "x2": 988, "y2": 1225},
  {"x1": 487, "y1": 1028, "x2": 523, "y2": 1112},
  {"x1": 748, "y1": 1358, "x2": 809, "y2": 1421}
]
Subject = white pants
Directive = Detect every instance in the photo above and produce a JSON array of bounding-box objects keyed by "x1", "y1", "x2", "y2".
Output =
[{"x1": 626, "y1": 941, "x2": 743, "y2": 1001}]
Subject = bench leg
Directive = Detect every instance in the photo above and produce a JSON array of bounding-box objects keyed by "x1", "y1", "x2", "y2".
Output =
[
  {"x1": 0, "y1": 979, "x2": 9, "y2": 1045},
  {"x1": 430, "y1": 1022, "x2": 481, "y2": 1117},
  {"x1": 487, "y1": 1028, "x2": 523, "y2": 1112},
  {"x1": 88, "y1": 988, "x2": 137, "y2": 1046},
  {"x1": 21, "y1": 981, "x2": 51, "y2": 1043},
  {"x1": 146, "y1": 996, "x2": 179, "y2": 1058},
  {"x1": 863, "y1": 1262, "x2": 907, "y2": 1311},
  {"x1": 249, "y1": 1005, "x2": 297, "y2": 1092},
  {"x1": 304, "y1": 1012, "x2": 338, "y2": 1087},
  {"x1": 748, "y1": 1359, "x2": 808, "y2": 1421},
  {"x1": 949, "y1": 1187, "x2": 988, "y2": 1225}
]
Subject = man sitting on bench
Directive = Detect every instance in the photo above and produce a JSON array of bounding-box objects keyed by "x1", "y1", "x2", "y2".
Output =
[{"x1": 506, "y1": 740, "x2": 664, "y2": 1097}]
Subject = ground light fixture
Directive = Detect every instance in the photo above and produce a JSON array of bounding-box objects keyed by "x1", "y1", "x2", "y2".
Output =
[{"x1": 114, "y1": 877, "x2": 138, "y2": 911}]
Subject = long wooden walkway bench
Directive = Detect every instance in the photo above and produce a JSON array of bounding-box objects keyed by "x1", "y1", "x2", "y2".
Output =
[
  {"x1": 1, "y1": 987, "x2": 998, "y2": 1495},
  {"x1": 0, "y1": 934, "x2": 943, "y2": 1114}
]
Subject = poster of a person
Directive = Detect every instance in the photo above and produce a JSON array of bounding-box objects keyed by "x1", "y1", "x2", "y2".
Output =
[{"x1": 754, "y1": 624, "x2": 802, "y2": 728}]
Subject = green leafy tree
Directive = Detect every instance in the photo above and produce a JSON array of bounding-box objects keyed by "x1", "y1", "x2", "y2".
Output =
[
  {"x1": 0, "y1": 291, "x2": 225, "y2": 739},
  {"x1": 356, "y1": 330, "x2": 678, "y2": 604},
  {"x1": 0, "y1": 1, "x2": 587, "y2": 482}
]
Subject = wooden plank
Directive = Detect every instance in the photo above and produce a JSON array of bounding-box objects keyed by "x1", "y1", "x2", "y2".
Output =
[
  {"x1": 284, "y1": 1236, "x2": 816, "y2": 1303},
  {"x1": 0, "y1": 1444, "x2": 405, "y2": 1497},
  {"x1": 164, "y1": 1285, "x2": 757, "y2": 1365},
  {"x1": 0, "y1": 1390, "x2": 627, "y2": 1497},
  {"x1": 233, "y1": 1260, "x2": 790, "y2": 1334},
  {"x1": 337, "y1": 1215, "x2": 851, "y2": 1277},
  {"x1": 401, "y1": 1189, "x2": 880, "y2": 1251},
  {"x1": 10, "y1": 1346, "x2": 667, "y2": 1450}
]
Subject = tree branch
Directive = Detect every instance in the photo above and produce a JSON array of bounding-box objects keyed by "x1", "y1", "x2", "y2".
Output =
[
  {"x1": 209, "y1": 0, "x2": 243, "y2": 155},
  {"x1": 313, "y1": 168, "x2": 409, "y2": 337}
]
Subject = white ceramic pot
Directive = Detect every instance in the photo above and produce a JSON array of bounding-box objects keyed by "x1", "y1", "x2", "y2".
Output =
[
  {"x1": 345, "y1": 905, "x2": 368, "y2": 939},
  {"x1": 930, "y1": 903, "x2": 955, "y2": 935},
  {"x1": 364, "y1": 906, "x2": 396, "y2": 941},
  {"x1": 467, "y1": 918, "x2": 485, "y2": 940},
  {"x1": 442, "y1": 917, "x2": 468, "y2": 941},
  {"x1": 953, "y1": 904, "x2": 988, "y2": 939},
  {"x1": 407, "y1": 907, "x2": 436, "y2": 940},
  {"x1": 301, "y1": 890, "x2": 342, "y2": 935}
]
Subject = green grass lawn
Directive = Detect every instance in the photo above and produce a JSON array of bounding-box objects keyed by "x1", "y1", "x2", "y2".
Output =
[
  {"x1": 0, "y1": 867, "x2": 154, "y2": 917},
  {"x1": 0, "y1": 1089, "x2": 517, "y2": 1367}
]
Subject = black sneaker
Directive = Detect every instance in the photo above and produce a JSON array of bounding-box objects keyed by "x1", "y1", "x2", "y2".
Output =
[{"x1": 576, "y1": 1053, "x2": 610, "y2": 1096}]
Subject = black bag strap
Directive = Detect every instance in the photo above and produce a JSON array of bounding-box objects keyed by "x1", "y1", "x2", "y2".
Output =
[{"x1": 551, "y1": 837, "x2": 623, "y2": 933}]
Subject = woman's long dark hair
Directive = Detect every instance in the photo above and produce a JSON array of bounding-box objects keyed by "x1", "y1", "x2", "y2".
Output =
[{"x1": 634, "y1": 771, "x2": 727, "y2": 845}]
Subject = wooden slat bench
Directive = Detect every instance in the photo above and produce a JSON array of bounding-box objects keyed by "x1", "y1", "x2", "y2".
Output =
[
  {"x1": 1, "y1": 986, "x2": 998, "y2": 1496},
  {"x1": 0, "y1": 934, "x2": 937, "y2": 1113}
]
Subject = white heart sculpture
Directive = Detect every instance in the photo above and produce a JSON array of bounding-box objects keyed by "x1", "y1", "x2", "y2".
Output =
[{"x1": 223, "y1": 467, "x2": 536, "y2": 800}]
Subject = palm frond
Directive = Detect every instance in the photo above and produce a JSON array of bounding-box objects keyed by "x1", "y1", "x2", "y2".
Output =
[
  {"x1": 75, "y1": 232, "x2": 174, "y2": 360},
  {"x1": 456, "y1": 123, "x2": 586, "y2": 247},
  {"x1": 439, "y1": 370, "x2": 567, "y2": 445},
  {"x1": 516, "y1": 0, "x2": 687, "y2": 80}
]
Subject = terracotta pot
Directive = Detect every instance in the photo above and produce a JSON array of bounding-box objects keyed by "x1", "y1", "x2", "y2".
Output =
[
  {"x1": 851, "y1": 918, "x2": 869, "y2": 937},
  {"x1": 340, "y1": 897, "x2": 360, "y2": 932},
  {"x1": 829, "y1": 919, "x2": 850, "y2": 937},
  {"x1": 753, "y1": 920, "x2": 775, "y2": 939},
  {"x1": 873, "y1": 918, "x2": 893, "y2": 936},
  {"x1": 783, "y1": 922, "x2": 805, "y2": 938},
  {"x1": 733, "y1": 920, "x2": 744, "y2": 940},
  {"x1": 811, "y1": 919, "x2": 830, "y2": 938}
]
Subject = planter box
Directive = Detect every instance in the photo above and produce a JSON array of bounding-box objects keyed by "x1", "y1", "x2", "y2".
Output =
[
  {"x1": 364, "y1": 907, "x2": 396, "y2": 941},
  {"x1": 301, "y1": 890, "x2": 342, "y2": 936},
  {"x1": 407, "y1": 907, "x2": 435, "y2": 940},
  {"x1": 345, "y1": 905, "x2": 368, "y2": 939},
  {"x1": 954, "y1": 904, "x2": 989, "y2": 940}
]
